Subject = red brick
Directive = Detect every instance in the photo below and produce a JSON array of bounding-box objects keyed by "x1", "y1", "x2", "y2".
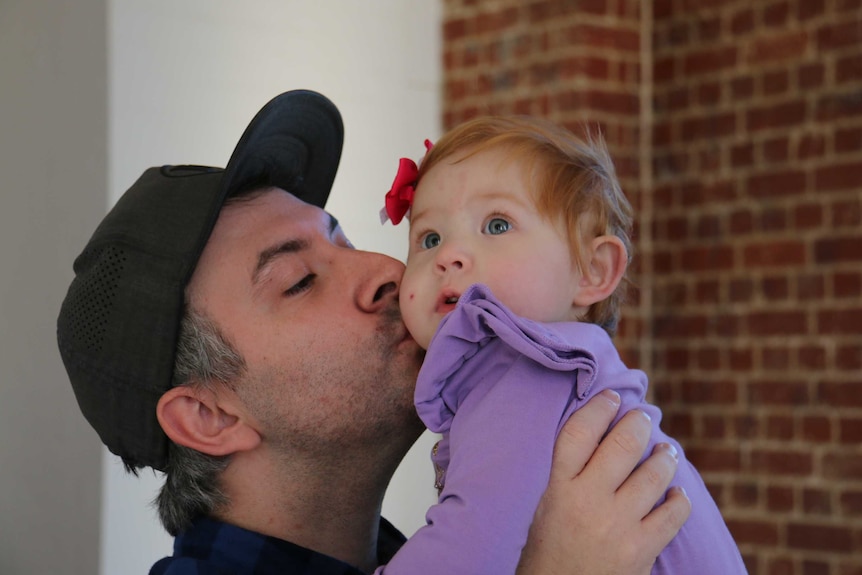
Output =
[
  {"x1": 802, "y1": 559, "x2": 830, "y2": 574},
  {"x1": 767, "y1": 557, "x2": 794, "y2": 574},
  {"x1": 833, "y1": 199, "x2": 861, "y2": 227},
  {"x1": 797, "y1": 274, "x2": 825, "y2": 299},
  {"x1": 684, "y1": 46, "x2": 738, "y2": 76},
  {"x1": 798, "y1": 62, "x2": 825, "y2": 90},
  {"x1": 837, "y1": 344, "x2": 862, "y2": 370},
  {"x1": 715, "y1": 314, "x2": 740, "y2": 337},
  {"x1": 840, "y1": 490, "x2": 862, "y2": 515},
  {"x1": 837, "y1": 54, "x2": 862, "y2": 84},
  {"x1": 747, "y1": 170, "x2": 807, "y2": 197},
  {"x1": 817, "y1": 92, "x2": 862, "y2": 121},
  {"x1": 734, "y1": 414, "x2": 759, "y2": 439},
  {"x1": 732, "y1": 481, "x2": 759, "y2": 507},
  {"x1": 817, "y1": 162, "x2": 862, "y2": 191},
  {"x1": 799, "y1": 344, "x2": 827, "y2": 369},
  {"x1": 752, "y1": 449, "x2": 814, "y2": 475},
  {"x1": 747, "y1": 100, "x2": 808, "y2": 131},
  {"x1": 731, "y1": 142, "x2": 755, "y2": 167},
  {"x1": 802, "y1": 415, "x2": 832, "y2": 442},
  {"x1": 748, "y1": 31, "x2": 808, "y2": 63},
  {"x1": 818, "y1": 308, "x2": 862, "y2": 335},
  {"x1": 476, "y1": 7, "x2": 519, "y2": 34},
  {"x1": 749, "y1": 311, "x2": 808, "y2": 335},
  {"x1": 731, "y1": 9, "x2": 755, "y2": 35},
  {"x1": 835, "y1": 126, "x2": 862, "y2": 153},
  {"x1": 798, "y1": 132, "x2": 826, "y2": 159},
  {"x1": 798, "y1": 0, "x2": 826, "y2": 20},
  {"x1": 834, "y1": 271, "x2": 862, "y2": 298},
  {"x1": 726, "y1": 519, "x2": 780, "y2": 546},
  {"x1": 582, "y1": 0, "x2": 611, "y2": 14},
  {"x1": 729, "y1": 277, "x2": 754, "y2": 301},
  {"x1": 763, "y1": 276, "x2": 789, "y2": 299},
  {"x1": 665, "y1": 412, "x2": 693, "y2": 438},
  {"x1": 824, "y1": 451, "x2": 862, "y2": 480},
  {"x1": 732, "y1": 76, "x2": 755, "y2": 100},
  {"x1": 695, "y1": 279, "x2": 720, "y2": 303},
  {"x1": 840, "y1": 418, "x2": 862, "y2": 443},
  {"x1": 560, "y1": 56, "x2": 610, "y2": 81},
  {"x1": 681, "y1": 246, "x2": 734, "y2": 271},
  {"x1": 702, "y1": 413, "x2": 726, "y2": 438},
  {"x1": 819, "y1": 382, "x2": 862, "y2": 408},
  {"x1": 683, "y1": 378, "x2": 738, "y2": 405},
  {"x1": 743, "y1": 240, "x2": 806, "y2": 267},
  {"x1": 815, "y1": 236, "x2": 862, "y2": 263},
  {"x1": 749, "y1": 380, "x2": 809, "y2": 405},
  {"x1": 680, "y1": 112, "x2": 736, "y2": 141},
  {"x1": 444, "y1": 18, "x2": 469, "y2": 41},
  {"x1": 817, "y1": 20, "x2": 862, "y2": 51},
  {"x1": 730, "y1": 348, "x2": 753, "y2": 370},
  {"x1": 767, "y1": 414, "x2": 795, "y2": 439},
  {"x1": 763, "y1": 346, "x2": 791, "y2": 369},
  {"x1": 564, "y1": 23, "x2": 640, "y2": 52},
  {"x1": 793, "y1": 202, "x2": 824, "y2": 229},
  {"x1": 759, "y1": 207, "x2": 788, "y2": 231},
  {"x1": 803, "y1": 488, "x2": 833, "y2": 515},
  {"x1": 767, "y1": 485, "x2": 795, "y2": 512},
  {"x1": 763, "y1": 136, "x2": 790, "y2": 162},
  {"x1": 654, "y1": 0, "x2": 672, "y2": 19},
  {"x1": 687, "y1": 446, "x2": 742, "y2": 472},
  {"x1": 764, "y1": 1, "x2": 790, "y2": 27}
]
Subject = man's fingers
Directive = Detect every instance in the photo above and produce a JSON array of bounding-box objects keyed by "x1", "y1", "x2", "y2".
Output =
[
  {"x1": 550, "y1": 390, "x2": 621, "y2": 481},
  {"x1": 640, "y1": 486, "x2": 692, "y2": 558},
  {"x1": 617, "y1": 442, "x2": 680, "y2": 519},
  {"x1": 577, "y1": 408, "x2": 653, "y2": 489}
]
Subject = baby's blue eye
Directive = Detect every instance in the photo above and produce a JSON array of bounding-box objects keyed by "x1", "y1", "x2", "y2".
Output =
[
  {"x1": 421, "y1": 232, "x2": 441, "y2": 249},
  {"x1": 485, "y1": 217, "x2": 511, "y2": 235}
]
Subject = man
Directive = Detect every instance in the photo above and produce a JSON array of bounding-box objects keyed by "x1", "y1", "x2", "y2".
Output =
[{"x1": 57, "y1": 90, "x2": 689, "y2": 574}]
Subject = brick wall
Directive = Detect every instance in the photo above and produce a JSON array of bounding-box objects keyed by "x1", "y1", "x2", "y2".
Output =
[{"x1": 441, "y1": 0, "x2": 862, "y2": 572}]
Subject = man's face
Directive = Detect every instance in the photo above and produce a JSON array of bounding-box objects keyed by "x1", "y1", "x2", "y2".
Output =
[{"x1": 187, "y1": 188, "x2": 425, "y2": 458}]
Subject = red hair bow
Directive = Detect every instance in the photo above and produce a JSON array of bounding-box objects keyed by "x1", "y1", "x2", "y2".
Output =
[{"x1": 381, "y1": 139, "x2": 433, "y2": 225}]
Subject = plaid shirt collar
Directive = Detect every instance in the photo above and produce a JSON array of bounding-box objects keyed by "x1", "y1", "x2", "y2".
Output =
[{"x1": 150, "y1": 516, "x2": 405, "y2": 575}]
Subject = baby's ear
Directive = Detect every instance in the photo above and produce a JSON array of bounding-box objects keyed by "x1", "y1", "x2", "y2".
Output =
[
  {"x1": 573, "y1": 235, "x2": 628, "y2": 307},
  {"x1": 156, "y1": 384, "x2": 261, "y2": 457}
]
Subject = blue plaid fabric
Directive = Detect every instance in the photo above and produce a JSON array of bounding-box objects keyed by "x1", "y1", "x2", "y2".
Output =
[{"x1": 149, "y1": 516, "x2": 405, "y2": 574}]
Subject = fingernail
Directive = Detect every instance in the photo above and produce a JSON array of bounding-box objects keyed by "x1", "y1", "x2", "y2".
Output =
[
  {"x1": 661, "y1": 442, "x2": 679, "y2": 461},
  {"x1": 601, "y1": 389, "x2": 621, "y2": 406},
  {"x1": 637, "y1": 409, "x2": 651, "y2": 422},
  {"x1": 672, "y1": 486, "x2": 688, "y2": 499}
]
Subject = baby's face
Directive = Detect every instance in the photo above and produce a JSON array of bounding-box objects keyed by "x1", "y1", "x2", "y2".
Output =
[{"x1": 400, "y1": 147, "x2": 587, "y2": 349}]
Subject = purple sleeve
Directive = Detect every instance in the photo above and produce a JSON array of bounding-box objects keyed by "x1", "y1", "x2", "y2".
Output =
[{"x1": 376, "y1": 350, "x2": 575, "y2": 575}]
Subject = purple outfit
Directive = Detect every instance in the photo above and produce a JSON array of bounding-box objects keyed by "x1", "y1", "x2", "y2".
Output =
[{"x1": 377, "y1": 284, "x2": 746, "y2": 575}]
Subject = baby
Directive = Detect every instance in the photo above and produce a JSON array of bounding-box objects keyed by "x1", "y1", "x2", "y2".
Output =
[{"x1": 377, "y1": 116, "x2": 747, "y2": 574}]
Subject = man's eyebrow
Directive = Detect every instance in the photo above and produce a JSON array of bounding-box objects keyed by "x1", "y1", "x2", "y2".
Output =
[{"x1": 252, "y1": 238, "x2": 309, "y2": 285}]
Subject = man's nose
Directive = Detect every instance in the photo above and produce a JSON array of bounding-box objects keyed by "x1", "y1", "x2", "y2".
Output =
[{"x1": 348, "y1": 249, "x2": 405, "y2": 312}]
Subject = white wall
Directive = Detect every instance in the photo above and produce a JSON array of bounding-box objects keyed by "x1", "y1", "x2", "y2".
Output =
[
  {"x1": 0, "y1": 1, "x2": 106, "y2": 574},
  {"x1": 1, "y1": 1, "x2": 441, "y2": 574}
]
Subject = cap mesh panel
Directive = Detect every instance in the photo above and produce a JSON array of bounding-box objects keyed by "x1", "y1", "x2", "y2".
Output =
[{"x1": 65, "y1": 245, "x2": 126, "y2": 353}]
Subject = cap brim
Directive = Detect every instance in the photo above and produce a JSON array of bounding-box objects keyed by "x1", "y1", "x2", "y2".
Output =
[{"x1": 222, "y1": 90, "x2": 344, "y2": 208}]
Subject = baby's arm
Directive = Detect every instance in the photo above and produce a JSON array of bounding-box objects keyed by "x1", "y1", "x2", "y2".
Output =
[{"x1": 378, "y1": 356, "x2": 596, "y2": 575}]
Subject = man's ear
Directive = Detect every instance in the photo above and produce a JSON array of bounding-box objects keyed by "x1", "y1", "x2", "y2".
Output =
[
  {"x1": 157, "y1": 385, "x2": 260, "y2": 457},
  {"x1": 573, "y1": 235, "x2": 628, "y2": 307}
]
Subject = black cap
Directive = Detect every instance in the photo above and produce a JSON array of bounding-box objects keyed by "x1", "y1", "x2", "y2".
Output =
[{"x1": 56, "y1": 90, "x2": 343, "y2": 471}]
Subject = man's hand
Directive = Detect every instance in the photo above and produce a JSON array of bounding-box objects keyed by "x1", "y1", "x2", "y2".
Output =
[{"x1": 518, "y1": 390, "x2": 691, "y2": 575}]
